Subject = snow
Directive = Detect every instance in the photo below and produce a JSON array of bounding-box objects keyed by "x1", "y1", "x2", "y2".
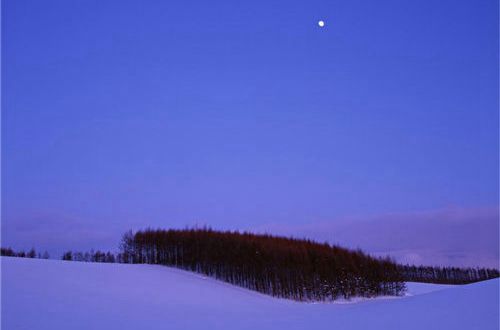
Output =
[{"x1": 1, "y1": 257, "x2": 498, "y2": 330}]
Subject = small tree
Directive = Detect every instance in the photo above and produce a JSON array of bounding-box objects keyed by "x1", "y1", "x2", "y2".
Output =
[
  {"x1": 120, "y1": 230, "x2": 135, "y2": 263},
  {"x1": 27, "y1": 248, "x2": 36, "y2": 258},
  {"x1": 0, "y1": 247, "x2": 15, "y2": 256},
  {"x1": 105, "y1": 252, "x2": 115, "y2": 263},
  {"x1": 73, "y1": 252, "x2": 84, "y2": 261},
  {"x1": 62, "y1": 251, "x2": 73, "y2": 261}
]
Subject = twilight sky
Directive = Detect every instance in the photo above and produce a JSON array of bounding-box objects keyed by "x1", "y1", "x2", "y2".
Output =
[{"x1": 2, "y1": 0, "x2": 499, "y2": 267}]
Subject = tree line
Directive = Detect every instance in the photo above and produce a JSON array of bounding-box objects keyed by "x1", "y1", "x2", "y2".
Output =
[
  {"x1": 1, "y1": 247, "x2": 50, "y2": 259},
  {"x1": 62, "y1": 249, "x2": 117, "y2": 263},
  {"x1": 118, "y1": 228, "x2": 406, "y2": 301},
  {"x1": 398, "y1": 264, "x2": 499, "y2": 284},
  {"x1": 2, "y1": 228, "x2": 498, "y2": 301}
]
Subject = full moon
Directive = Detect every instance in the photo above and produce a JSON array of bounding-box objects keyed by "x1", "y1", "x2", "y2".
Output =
[{"x1": 318, "y1": 20, "x2": 325, "y2": 27}]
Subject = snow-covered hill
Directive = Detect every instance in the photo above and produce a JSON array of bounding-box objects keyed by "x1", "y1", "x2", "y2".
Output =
[{"x1": 1, "y1": 257, "x2": 498, "y2": 330}]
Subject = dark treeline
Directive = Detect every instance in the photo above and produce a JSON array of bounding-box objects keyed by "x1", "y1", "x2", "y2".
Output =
[
  {"x1": 1, "y1": 247, "x2": 49, "y2": 259},
  {"x1": 62, "y1": 250, "x2": 116, "y2": 263},
  {"x1": 399, "y1": 264, "x2": 499, "y2": 284},
  {"x1": 119, "y1": 228, "x2": 406, "y2": 301},
  {"x1": 3, "y1": 228, "x2": 498, "y2": 301}
]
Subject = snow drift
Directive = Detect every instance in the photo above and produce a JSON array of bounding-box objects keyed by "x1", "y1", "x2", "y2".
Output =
[{"x1": 1, "y1": 257, "x2": 498, "y2": 330}]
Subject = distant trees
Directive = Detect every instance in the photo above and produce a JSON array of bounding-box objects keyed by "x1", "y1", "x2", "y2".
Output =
[
  {"x1": 27, "y1": 248, "x2": 37, "y2": 258},
  {"x1": 1, "y1": 247, "x2": 16, "y2": 257},
  {"x1": 1, "y1": 247, "x2": 49, "y2": 259},
  {"x1": 399, "y1": 264, "x2": 500, "y2": 284},
  {"x1": 3, "y1": 226, "x2": 499, "y2": 301},
  {"x1": 61, "y1": 250, "x2": 116, "y2": 263},
  {"x1": 62, "y1": 251, "x2": 73, "y2": 261},
  {"x1": 118, "y1": 228, "x2": 406, "y2": 301}
]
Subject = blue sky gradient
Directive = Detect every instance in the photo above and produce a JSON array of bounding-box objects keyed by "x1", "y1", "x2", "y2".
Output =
[{"x1": 2, "y1": 0, "x2": 498, "y2": 265}]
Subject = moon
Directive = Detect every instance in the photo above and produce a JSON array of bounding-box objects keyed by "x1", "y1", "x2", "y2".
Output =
[{"x1": 318, "y1": 20, "x2": 325, "y2": 27}]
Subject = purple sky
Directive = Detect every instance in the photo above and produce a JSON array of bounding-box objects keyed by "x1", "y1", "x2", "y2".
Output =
[{"x1": 2, "y1": 0, "x2": 499, "y2": 267}]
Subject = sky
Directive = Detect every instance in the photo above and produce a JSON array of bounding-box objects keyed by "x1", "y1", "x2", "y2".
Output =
[{"x1": 2, "y1": 0, "x2": 499, "y2": 266}]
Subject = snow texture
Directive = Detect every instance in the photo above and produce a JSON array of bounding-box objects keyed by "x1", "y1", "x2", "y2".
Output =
[{"x1": 1, "y1": 257, "x2": 498, "y2": 330}]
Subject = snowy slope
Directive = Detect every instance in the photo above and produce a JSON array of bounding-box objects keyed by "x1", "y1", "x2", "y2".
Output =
[{"x1": 1, "y1": 257, "x2": 498, "y2": 330}]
